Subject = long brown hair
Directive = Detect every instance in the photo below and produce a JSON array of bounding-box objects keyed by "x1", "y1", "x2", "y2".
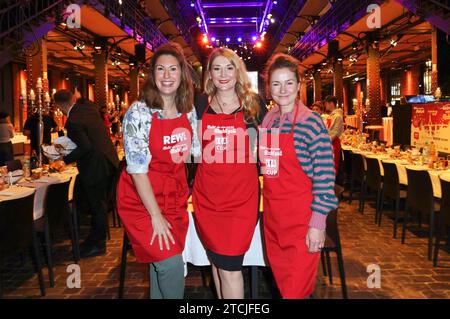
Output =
[
  {"x1": 204, "y1": 48, "x2": 260, "y2": 119},
  {"x1": 140, "y1": 42, "x2": 194, "y2": 113}
]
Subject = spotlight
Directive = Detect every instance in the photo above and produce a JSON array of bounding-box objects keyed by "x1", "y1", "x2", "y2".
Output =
[
  {"x1": 237, "y1": 37, "x2": 242, "y2": 42},
  {"x1": 225, "y1": 37, "x2": 230, "y2": 42},
  {"x1": 252, "y1": 35, "x2": 257, "y2": 42},
  {"x1": 390, "y1": 38, "x2": 398, "y2": 46},
  {"x1": 270, "y1": 18, "x2": 275, "y2": 24},
  {"x1": 190, "y1": 2, "x2": 195, "y2": 7},
  {"x1": 211, "y1": 36, "x2": 216, "y2": 42},
  {"x1": 255, "y1": 41, "x2": 262, "y2": 48},
  {"x1": 352, "y1": 42, "x2": 358, "y2": 51}
]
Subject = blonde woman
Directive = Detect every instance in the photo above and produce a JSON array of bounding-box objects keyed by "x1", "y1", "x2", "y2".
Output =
[{"x1": 192, "y1": 48, "x2": 266, "y2": 299}]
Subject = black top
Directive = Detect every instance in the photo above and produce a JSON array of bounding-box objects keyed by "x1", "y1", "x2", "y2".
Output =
[
  {"x1": 23, "y1": 113, "x2": 57, "y2": 151},
  {"x1": 194, "y1": 93, "x2": 268, "y2": 129},
  {"x1": 63, "y1": 99, "x2": 119, "y2": 186}
]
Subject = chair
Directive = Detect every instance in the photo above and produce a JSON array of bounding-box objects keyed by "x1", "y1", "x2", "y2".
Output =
[
  {"x1": 378, "y1": 162, "x2": 407, "y2": 237},
  {"x1": 362, "y1": 157, "x2": 383, "y2": 218},
  {"x1": 341, "y1": 149, "x2": 352, "y2": 192},
  {"x1": 320, "y1": 185, "x2": 348, "y2": 299},
  {"x1": 349, "y1": 153, "x2": 366, "y2": 212},
  {"x1": 109, "y1": 160, "x2": 126, "y2": 229},
  {"x1": 34, "y1": 178, "x2": 79, "y2": 287},
  {"x1": 402, "y1": 168, "x2": 440, "y2": 261},
  {"x1": 5, "y1": 159, "x2": 22, "y2": 172},
  {"x1": 0, "y1": 192, "x2": 45, "y2": 297},
  {"x1": 433, "y1": 177, "x2": 450, "y2": 267}
]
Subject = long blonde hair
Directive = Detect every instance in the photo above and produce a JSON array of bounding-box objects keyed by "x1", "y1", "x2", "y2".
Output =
[{"x1": 204, "y1": 48, "x2": 260, "y2": 119}]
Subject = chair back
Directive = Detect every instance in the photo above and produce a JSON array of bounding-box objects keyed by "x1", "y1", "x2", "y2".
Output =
[
  {"x1": 43, "y1": 179, "x2": 71, "y2": 232},
  {"x1": 439, "y1": 178, "x2": 450, "y2": 227},
  {"x1": 5, "y1": 159, "x2": 22, "y2": 172},
  {"x1": 365, "y1": 157, "x2": 382, "y2": 190},
  {"x1": 350, "y1": 153, "x2": 365, "y2": 183},
  {"x1": 0, "y1": 192, "x2": 35, "y2": 260},
  {"x1": 342, "y1": 149, "x2": 352, "y2": 178},
  {"x1": 381, "y1": 161, "x2": 401, "y2": 199},
  {"x1": 406, "y1": 168, "x2": 434, "y2": 215}
]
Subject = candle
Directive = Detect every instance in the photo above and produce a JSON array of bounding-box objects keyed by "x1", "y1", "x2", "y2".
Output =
[
  {"x1": 30, "y1": 89, "x2": 35, "y2": 101},
  {"x1": 52, "y1": 88, "x2": 56, "y2": 95},
  {"x1": 36, "y1": 77, "x2": 42, "y2": 89},
  {"x1": 45, "y1": 92, "x2": 51, "y2": 103}
]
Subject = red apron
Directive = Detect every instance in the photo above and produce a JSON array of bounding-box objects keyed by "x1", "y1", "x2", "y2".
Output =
[
  {"x1": 192, "y1": 102, "x2": 259, "y2": 256},
  {"x1": 117, "y1": 113, "x2": 192, "y2": 263},
  {"x1": 259, "y1": 105, "x2": 320, "y2": 299}
]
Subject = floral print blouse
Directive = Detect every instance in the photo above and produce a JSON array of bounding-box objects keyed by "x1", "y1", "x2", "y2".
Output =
[{"x1": 123, "y1": 100, "x2": 201, "y2": 174}]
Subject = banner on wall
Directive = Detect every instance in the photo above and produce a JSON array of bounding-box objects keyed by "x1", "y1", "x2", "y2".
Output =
[{"x1": 411, "y1": 102, "x2": 450, "y2": 153}]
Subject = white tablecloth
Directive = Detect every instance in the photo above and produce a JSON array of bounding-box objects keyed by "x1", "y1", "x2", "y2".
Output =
[
  {"x1": 5, "y1": 167, "x2": 79, "y2": 220},
  {"x1": 183, "y1": 213, "x2": 267, "y2": 268},
  {"x1": 382, "y1": 117, "x2": 393, "y2": 146},
  {"x1": 343, "y1": 145, "x2": 450, "y2": 198}
]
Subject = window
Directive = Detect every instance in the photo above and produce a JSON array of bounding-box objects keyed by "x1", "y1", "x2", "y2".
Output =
[{"x1": 390, "y1": 79, "x2": 401, "y2": 105}]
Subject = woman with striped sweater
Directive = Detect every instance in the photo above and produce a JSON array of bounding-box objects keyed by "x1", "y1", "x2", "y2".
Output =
[{"x1": 259, "y1": 53, "x2": 338, "y2": 298}]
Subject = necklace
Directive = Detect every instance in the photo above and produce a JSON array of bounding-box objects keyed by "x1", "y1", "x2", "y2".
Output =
[{"x1": 215, "y1": 94, "x2": 239, "y2": 114}]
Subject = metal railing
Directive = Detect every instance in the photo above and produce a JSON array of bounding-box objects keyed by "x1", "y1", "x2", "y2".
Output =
[
  {"x1": 96, "y1": 0, "x2": 167, "y2": 50},
  {"x1": 290, "y1": 0, "x2": 383, "y2": 60},
  {"x1": 0, "y1": 0, "x2": 68, "y2": 43}
]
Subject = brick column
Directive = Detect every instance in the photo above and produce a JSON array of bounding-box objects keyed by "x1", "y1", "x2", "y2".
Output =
[
  {"x1": 431, "y1": 27, "x2": 438, "y2": 93},
  {"x1": 300, "y1": 78, "x2": 308, "y2": 106},
  {"x1": 313, "y1": 70, "x2": 322, "y2": 102},
  {"x1": 94, "y1": 50, "x2": 109, "y2": 108},
  {"x1": 366, "y1": 44, "x2": 381, "y2": 125},
  {"x1": 129, "y1": 67, "x2": 140, "y2": 104},
  {"x1": 333, "y1": 61, "x2": 344, "y2": 107},
  {"x1": 25, "y1": 38, "x2": 49, "y2": 98}
]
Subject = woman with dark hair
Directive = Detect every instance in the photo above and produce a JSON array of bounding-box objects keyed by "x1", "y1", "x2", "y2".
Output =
[
  {"x1": 259, "y1": 53, "x2": 338, "y2": 298},
  {"x1": 116, "y1": 42, "x2": 200, "y2": 299},
  {"x1": 0, "y1": 112, "x2": 14, "y2": 166},
  {"x1": 192, "y1": 48, "x2": 266, "y2": 299}
]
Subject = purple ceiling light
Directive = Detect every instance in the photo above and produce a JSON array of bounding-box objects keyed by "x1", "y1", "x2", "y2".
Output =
[
  {"x1": 194, "y1": 0, "x2": 209, "y2": 34},
  {"x1": 202, "y1": 2, "x2": 264, "y2": 8},
  {"x1": 259, "y1": 0, "x2": 274, "y2": 34}
]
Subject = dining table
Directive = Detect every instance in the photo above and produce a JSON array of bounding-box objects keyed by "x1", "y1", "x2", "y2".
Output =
[
  {"x1": 0, "y1": 166, "x2": 79, "y2": 220},
  {"x1": 342, "y1": 144, "x2": 450, "y2": 198}
]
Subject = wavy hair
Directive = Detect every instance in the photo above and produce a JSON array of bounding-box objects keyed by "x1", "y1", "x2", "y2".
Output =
[
  {"x1": 204, "y1": 48, "x2": 260, "y2": 119},
  {"x1": 140, "y1": 42, "x2": 194, "y2": 113}
]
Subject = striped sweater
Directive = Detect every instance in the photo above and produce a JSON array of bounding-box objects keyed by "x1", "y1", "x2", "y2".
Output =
[{"x1": 261, "y1": 102, "x2": 338, "y2": 230}]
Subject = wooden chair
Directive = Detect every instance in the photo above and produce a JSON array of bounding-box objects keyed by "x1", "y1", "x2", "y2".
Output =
[
  {"x1": 0, "y1": 192, "x2": 45, "y2": 297},
  {"x1": 433, "y1": 177, "x2": 450, "y2": 267}
]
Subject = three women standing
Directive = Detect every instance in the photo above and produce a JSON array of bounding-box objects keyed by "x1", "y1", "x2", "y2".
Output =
[
  {"x1": 259, "y1": 53, "x2": 338, "y2": 298},
  {"x1": 193, "y1": 48, "x2": 266, "y2": 299},
  {"x1": 117, "y1": 43, "x2": 200, "y2": 299}
]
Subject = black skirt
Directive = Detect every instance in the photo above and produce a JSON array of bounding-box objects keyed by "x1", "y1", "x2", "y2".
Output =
[
  {"x1": 206, "y1": 249, "x2": 245, "y2": 271},
  {"x1": 0, "y1": 141, "x2": 13, "y2": 166}
]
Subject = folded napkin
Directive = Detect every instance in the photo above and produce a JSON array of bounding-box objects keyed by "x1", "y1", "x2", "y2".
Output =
[
  {"x1": 12, "y1": 169, "x2": 24, "y2": 177},
  {"x1": 0, "y1": 190, "x2": 15, "y2": 196},
  {"x1": 42, "y1": 136, "x2": 77, "y2": 160}
]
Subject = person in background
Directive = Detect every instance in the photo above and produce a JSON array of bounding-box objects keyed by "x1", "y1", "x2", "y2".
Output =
[
  {"x1": 324, "y1": 95, "x2": 344, "y2": 173},
  {"x1": 311, "y1": 101, "x2": 324, "y2": 115},
  {"x1": 53, "y1": 89, "x2": 119, "y2": 258},
  {"x1": 0, "y1": 112, "x2": 14, "y2": 166},
  {"x1": 23, "y1": 111, "x2": 58, "y2": 156},
  {"x1": 99, "y1": 106, "x2": 112, "y2": 134},
  {"x1": 260, "y1": 53, "x2": 338, "y2": 298}
]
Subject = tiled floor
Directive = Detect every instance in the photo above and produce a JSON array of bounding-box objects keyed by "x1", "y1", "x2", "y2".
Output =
[{"x1": 1, "y1": 195, "x2": 450, "y2": 299}]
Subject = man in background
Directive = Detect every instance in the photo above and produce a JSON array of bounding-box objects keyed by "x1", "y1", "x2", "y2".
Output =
[
  {"x1": 324, "y1": 95, "x2": 344, "y2": 174},
  {"x1": 53, "y1": 89, "x2": 119, "y2": 258}
]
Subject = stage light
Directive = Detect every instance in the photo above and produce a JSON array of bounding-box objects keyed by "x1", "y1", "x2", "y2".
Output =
[
  {"x1": 237, "y1": 37, "x2": 242, "y2": 42},
  {"x1": 211, "y1": 36, "x2": 216, "y2": 42},
  {"x1": 226, "y1": 37, "x2": 230, "y2": 42},
  {"x1": 252, "y1": 36, "x2": 257, "y2": 42}
]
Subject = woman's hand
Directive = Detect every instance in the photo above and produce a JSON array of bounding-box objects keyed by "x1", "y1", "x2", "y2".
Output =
[
  {"x1": 150, "y1": 212, "x2": 175, "y2": 251},
  {"x1": 306, "y1": 227, "x2": 326, "y2": 253}
]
